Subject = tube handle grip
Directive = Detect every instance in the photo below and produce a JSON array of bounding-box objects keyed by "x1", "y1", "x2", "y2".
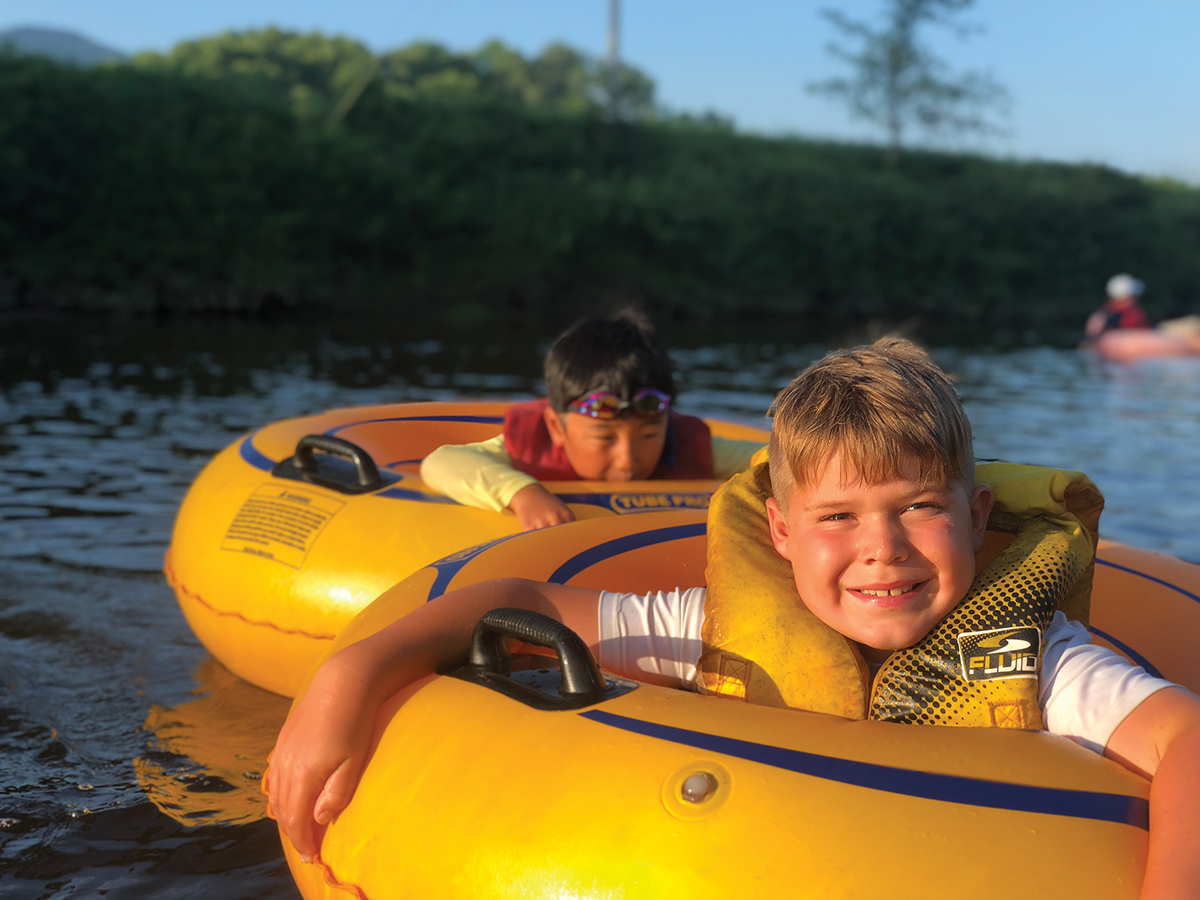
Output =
[
  {"x1": 292, "y1": 434, "x2": 382, "y2": 490},
  {"x1": 469, "y1": 608, "x2": 606, "y2": 698}
]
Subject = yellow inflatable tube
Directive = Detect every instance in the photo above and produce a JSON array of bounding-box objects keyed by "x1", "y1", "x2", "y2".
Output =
[
  {"x1": 282, "y1": 510, "x2": 1200, "y2": 900},
  {"x1": 165, "y1": 401, "x2": 767, "y2": 697}
]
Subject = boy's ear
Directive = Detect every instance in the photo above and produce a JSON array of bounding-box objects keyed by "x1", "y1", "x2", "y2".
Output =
[
  {"x1": 543, "y1": 405, "x2": 568, "y2": 448},
  {"x1": 969, "y1": 483, "x2": 995, "y2": 554},
  {"x1": 765, "y1": 497, "x2": 794, "y2": 561}
]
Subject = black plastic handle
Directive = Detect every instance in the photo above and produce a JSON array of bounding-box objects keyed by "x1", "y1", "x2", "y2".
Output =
[
  {"x1": 470, "y1": 608, "x2": 607, "y2": 699},
  {"x1": 291, "y1": 435, "x2": 382, "y2": 490}
]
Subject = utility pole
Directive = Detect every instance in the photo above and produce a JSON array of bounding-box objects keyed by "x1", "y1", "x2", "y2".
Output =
[{"x1": 607, "y1": 0, "x2": 620, "y2": 118}]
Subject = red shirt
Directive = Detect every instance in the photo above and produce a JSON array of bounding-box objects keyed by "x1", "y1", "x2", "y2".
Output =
[
  {"x1": 1101, "y1": 299, "x2": 1152, "y2": 331},
  {"x1": 502, "y1": 399, "x2": 714, "y2": 481}
]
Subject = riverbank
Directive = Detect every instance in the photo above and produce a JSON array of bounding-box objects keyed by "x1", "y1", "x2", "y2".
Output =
[{"x1": 2, "y1": 53, "x2": 1197, "y2": 336}]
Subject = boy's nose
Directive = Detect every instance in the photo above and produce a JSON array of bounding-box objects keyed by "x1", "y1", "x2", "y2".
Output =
[
  {"x1": 860, "y1": 517, "x2": 909, "y2": 563},
  {"x1": 609, "y1": 437, "x2": 635, "y2": 479}
]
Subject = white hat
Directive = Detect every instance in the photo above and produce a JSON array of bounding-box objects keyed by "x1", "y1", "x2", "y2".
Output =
[{"x1": 1106, "y1": 273, "x2": 1144, "y2": 298}]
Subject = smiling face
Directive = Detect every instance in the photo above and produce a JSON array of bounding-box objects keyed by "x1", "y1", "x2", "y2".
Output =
[
  {"x1": 766, "y1": 451, "x2": 994, "y2": 650},
  {"x1": 544, "y1": 406, "x2": 668, "y2": 481}
]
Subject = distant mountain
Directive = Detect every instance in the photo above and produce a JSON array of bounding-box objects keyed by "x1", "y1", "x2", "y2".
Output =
[{"x1": 0, "y1": 25, "x2": 125, "y2": 65}]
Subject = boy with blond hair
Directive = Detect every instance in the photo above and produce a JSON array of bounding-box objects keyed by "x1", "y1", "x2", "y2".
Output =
[{"x1": 267, "y1": 339, "x2": 1200, "y2": 897}]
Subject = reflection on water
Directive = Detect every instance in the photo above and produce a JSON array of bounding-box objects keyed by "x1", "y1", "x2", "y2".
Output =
[
  {"x1": 137, "y1": 659, "x2": 289, "y2": 829},
  {"x1": 0, "y1": 314, "x2": 1197, "y2": 898}
]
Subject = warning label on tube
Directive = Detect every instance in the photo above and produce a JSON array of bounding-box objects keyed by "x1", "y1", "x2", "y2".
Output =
[{"x1": 221, "y1": 485, "x2": 344, "y2": 568}]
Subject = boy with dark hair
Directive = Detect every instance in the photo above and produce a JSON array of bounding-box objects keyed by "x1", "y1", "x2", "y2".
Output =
[
  {"x1": 421, "y1": 310, "x2": 763, "y2": 530},
  {"x1": 268, "y1": 339, "x2": 1200, "y2": 897}
]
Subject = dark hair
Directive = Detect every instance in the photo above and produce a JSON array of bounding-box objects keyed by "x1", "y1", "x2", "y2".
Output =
[{"x1": 544, "y1": 309, "x2": 676, "y2": 412}]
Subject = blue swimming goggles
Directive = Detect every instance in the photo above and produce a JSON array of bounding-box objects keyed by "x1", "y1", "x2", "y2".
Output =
[{"x1": 568, "y1": 388, "x2": 672, "y2": 419}]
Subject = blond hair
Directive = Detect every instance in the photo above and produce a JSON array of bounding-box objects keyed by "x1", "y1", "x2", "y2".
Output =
[{"x1": 768, "y1": 338, "x2": 974, "y2": 512}]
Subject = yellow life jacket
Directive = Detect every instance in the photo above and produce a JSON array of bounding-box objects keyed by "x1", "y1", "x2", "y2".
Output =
[{"x1": 697, "y1": 457, "x2": 1102, "y2": 728}]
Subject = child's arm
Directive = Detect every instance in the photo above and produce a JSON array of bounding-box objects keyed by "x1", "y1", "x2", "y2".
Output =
[
  {"x1": 1085, "y1": 309, "x2": 1108, "y2": 338},
  {"x1": 1104, "y1": 686, "x2": 1200, "y2": 899},
  {"x1": 420, "y1": 436, "x2": 574, "y2": 530},
  {"x1": 264, "y1": 578, "x2": 600, "y2": 862}
]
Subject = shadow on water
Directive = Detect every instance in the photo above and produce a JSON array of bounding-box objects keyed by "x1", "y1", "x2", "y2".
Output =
[
  {"x1": 0, "y1": 310, "x2": 1197, "y2": 898},
  {"x1": 0, "y1": 554, "x2": 301, "y2": 899},
  {"x1": 3, "y1": 810, "x2": 294, "y2": 900},
  {"x1": 0, "y1": 308, "x2": 1075, "y2": 398},
  {"x1": 0, "y1": 310, "x2": 548, "y2": 398}
]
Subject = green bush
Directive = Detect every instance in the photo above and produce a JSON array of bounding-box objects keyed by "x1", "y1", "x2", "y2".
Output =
[{"x1": 1, "y1": 41, "x2": 1196, "y2": 339}]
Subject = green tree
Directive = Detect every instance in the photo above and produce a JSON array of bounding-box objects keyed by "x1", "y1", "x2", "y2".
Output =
[
  {"x1": 131, "y1": 28, "x2": 374, "y2": 121},
  {"x1": 808, "y1": 0, "x2": 1008, "y2": 165},
  {"x1": 132, "y1": 30, "x2": 657, "y2": 123},
  {"x1": 474, "y1": 40, "x2": 655, "y2": 118},
  {"x1": 379, "y1": 42, "x2": 482, "y2": 101}
]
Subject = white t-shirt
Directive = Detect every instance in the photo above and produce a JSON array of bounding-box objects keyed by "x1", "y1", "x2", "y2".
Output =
[{"x1": 596, "y1": 588, "x2": 1174, "y2": 755}]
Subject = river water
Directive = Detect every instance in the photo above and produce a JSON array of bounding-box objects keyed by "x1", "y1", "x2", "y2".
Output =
[{"x1": 1, "y1": 314, "x2": 1197, "y2": 899}]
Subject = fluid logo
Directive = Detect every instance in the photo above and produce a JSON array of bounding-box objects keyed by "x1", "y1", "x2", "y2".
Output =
[{"x1": 957, "y1": 626, "x2": 1041, "y2": 682}]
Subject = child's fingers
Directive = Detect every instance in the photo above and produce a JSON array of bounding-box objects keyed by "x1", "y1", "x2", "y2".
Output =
[
  {"x1": 264, "y1": 754, "x2": 316, "y2": 860},
  {"x1": 278, "y1": 773, "x2": 320, "y2": 861},
  {"x1": 314, "y1": 757, "x2": 362, "y2": 824},
  {"x1": 520, "y1": 502, "x2": 574, "y2": 531}
]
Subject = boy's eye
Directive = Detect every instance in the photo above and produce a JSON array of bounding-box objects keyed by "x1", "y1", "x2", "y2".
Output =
[
  {"x1": 904, "y1": 501, "x2": 944, "y2": 513},
  {"x1": 820, "y1": 512, "x2": 851, "y2": 522}
]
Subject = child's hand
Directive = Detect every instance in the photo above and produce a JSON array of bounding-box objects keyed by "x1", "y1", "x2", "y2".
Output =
[
  {"x1": 508, "y1": 483, "x2": 575, "y2": 531},
  {"x1": 264, "y1": 654, "x2": 377, "y2": 862},
  {"x1": 264, "y1": 577, "x2": 601, "y2": 861}
]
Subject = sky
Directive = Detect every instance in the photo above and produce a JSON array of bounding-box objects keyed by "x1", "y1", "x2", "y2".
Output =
[{"x1": 5, "y1": 0, "x2": 1198, "y2": 183}]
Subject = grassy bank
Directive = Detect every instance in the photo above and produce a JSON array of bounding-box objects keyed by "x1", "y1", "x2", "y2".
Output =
[{"x1": 1, "y1": 51, "x2": 1196, "y2": 340}]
